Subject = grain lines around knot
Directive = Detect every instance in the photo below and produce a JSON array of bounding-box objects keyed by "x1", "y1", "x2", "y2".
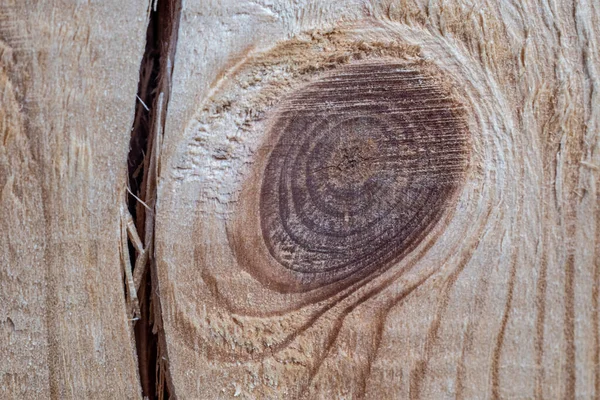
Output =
[
  {"x1": 157, "y1": 24, "x2": 495, "y2": 399},
  {"x1": 151, "y1": 1, "x2": 600, "y2": 398}
]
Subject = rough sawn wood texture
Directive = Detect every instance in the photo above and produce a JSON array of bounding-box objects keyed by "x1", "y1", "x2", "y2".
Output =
[
  {"x1": 1, "y1": 0, "x2": 599, "y2": 399},
  {"x1": 155, "y1": 0, "x2": 600, "y2": 399},
  {"x1": 0, "y1": 1, "x2": 149, "y2": 398}
]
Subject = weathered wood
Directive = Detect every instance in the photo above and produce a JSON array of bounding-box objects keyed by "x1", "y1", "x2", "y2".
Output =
[
  {"x1": 0, "y1": 1, "x2": 149, "y2": 398},
  {"x1": 2, "y1": 0, "x2": 599, "y2": 398},
  {"x1": 155, "y1": 0, "x2": 600, "y2": 398}
]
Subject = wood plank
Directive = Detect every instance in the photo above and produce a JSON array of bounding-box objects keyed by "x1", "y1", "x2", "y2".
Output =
[
  {"x1": 155, "y1": 0, "x2": 598, "y2": 398},
  {"x1": 0, "y1": 1, "x2": 149, "y2": 398}
]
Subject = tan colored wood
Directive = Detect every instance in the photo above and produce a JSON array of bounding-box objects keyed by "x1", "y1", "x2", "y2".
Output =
[
  {"x1": 2, "y1": 0, "x2": 598, "y2": 398},
  {"x1": 155, "y1": 0, "x2": 600, "y2": 399},
  {"x1": 0, "y1": 1, "x2": 149, "y2": 398}
]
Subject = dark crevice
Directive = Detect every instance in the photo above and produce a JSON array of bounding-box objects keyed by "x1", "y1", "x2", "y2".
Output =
[{"x1": 127, "y1": 1, "x2": 182, "y2": 399}]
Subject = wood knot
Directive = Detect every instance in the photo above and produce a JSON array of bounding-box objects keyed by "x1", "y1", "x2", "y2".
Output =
[{"x1": 232, "y1": 60, "x2": 470, "y2": 293}]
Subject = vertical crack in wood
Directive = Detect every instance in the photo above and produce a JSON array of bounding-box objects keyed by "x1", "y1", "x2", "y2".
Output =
[
  {"x1": 126, "y1": 0, "x2": 181, "y2": 398},
  {"x1": 127, "y1": 5, "x2": 159, "y2": 397}
]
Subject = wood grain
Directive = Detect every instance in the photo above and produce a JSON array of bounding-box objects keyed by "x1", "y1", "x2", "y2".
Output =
[
  {"x1": 0, "y1": 1, "x2": 149, "y2": 398},
  {"x1": 2, "y1": 0, "x2": 596, "y2": 398},
  {"x1": 153, "y1": 0, "x2": 600, "y2": 398}
]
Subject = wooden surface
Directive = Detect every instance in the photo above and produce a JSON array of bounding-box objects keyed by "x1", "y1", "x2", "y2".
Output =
[
  {"x1": 0, "y1": 1, "x2": 149, "y2": 398},
  {"x1": 155, "y1": 0, "x2": 600, "y2": 398},
  {"x1": 1, "y1": 0, "x2": 599, "y2": 399}
]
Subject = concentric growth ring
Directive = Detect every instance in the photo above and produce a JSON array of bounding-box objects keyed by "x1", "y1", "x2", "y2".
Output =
[{"x1": 249, "y1": 60, "x2": 470, "y2": 291}]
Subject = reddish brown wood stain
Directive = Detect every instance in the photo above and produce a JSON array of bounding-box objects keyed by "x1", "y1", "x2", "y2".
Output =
[{"x1": 236, "y1": 61, "x2": 470, "y2": 292}]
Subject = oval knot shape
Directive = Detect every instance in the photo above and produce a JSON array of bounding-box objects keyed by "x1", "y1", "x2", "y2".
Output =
[{"x1": 234, "y1": 60, "x2": 470, "y2": 293}]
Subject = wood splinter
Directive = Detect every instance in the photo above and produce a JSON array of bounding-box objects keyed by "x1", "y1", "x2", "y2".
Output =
[{"x1": 119, "y1": 201, "x2": 147, "y2": 321}]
